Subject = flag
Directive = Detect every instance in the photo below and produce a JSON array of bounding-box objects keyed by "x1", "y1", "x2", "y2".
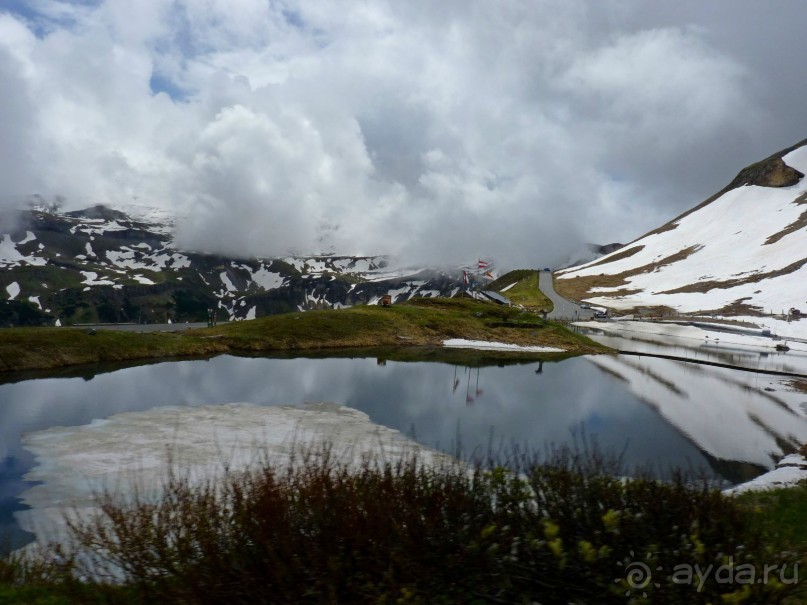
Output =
[
  {"x1": 463, "y1": 270, "x2": 469, "y2": 285},
  {"x1": 478, "y1": 259, "x2": 489, "y2": 270}
]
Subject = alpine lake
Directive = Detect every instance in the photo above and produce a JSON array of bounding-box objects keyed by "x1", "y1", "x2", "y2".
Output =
[{"x1": 2, "y1": 328, "x2": 807, "y2": 552}]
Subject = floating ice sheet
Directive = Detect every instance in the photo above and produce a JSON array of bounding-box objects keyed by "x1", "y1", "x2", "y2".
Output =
[{"x1": 18, "y1": 402, "x2": 450, "y2": 548}]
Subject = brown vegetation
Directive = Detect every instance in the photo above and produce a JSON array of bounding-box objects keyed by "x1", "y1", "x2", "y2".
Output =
[
  {"x1": 569, "y1": 244, "x2": 644, "y2": 271},
  {"x1": 555, "y1": 245, "x2": 702, "y2": 303},
  {"x1": 765, "y1": 207, "x2": 807, "y2": 245},
  {"x1": 659, "y1": 257, "x2": 807, "y2": 296}
]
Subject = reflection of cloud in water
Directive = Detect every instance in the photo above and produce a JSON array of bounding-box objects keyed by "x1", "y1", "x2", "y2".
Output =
[
  {"x1": 0, "y1": 356, "x2": 704, "y2": 469},
  {"x1": 18, "y1": 402, "x2": 449, "y2": 548},
  {"x1": 1, "y1": 354, "x2": 731, "y2": 549},
  {"x1": 587, "y1": 355, "x2": 807, "y2": 469}
]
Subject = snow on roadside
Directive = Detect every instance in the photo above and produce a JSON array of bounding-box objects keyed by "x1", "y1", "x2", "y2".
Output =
[{"x1": 443, "y1": 339, "x2": 564, "y2": 353}]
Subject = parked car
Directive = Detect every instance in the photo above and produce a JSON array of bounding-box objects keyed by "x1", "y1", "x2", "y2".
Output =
[
  {"x1": 593, "y1": 311, "x2": 608, "y2": 319},
  {"x1": 579, "y1": 304, "x2": 591, "y2": 309}
]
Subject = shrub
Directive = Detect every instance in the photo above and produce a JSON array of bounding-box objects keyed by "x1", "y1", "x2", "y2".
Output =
[{"x1": 5, "y1": 447, "x2": 806, "y2": 604}]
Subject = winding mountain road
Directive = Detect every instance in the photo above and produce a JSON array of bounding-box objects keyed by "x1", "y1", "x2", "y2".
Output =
[{"x1": 538, "y1": 271, "x2": 596, "y2": 321}]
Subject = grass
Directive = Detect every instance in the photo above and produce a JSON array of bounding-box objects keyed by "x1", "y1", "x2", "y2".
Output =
[
  {"x1": 1, "y1": 449, "x2": 805, "y2": 604},
  {"x1": 490, "y1": 271, "x2": 553, "y2": 312},
  {"x1": 0, "y1": 327, "x2": 229, "y2": 373},
  {"x1": 0, "y1": 298, "x2": 609, "y2": 374},
  {"x1": 735, "y1": 481, "x2": 807, "y2": 554}
]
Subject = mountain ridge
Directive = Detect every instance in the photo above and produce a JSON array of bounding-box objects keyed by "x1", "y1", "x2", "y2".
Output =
[
  {"x1": 556, "y1": 138, "x2": 807, "y2": 317},
  {"x1": 0, "y1": 206, "x2": 466, "y2": 326}
]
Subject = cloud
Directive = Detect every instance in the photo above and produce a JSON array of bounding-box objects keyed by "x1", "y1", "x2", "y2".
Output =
[{"x1": 0, "y1": 0, "x2": 804, "y2": 267}]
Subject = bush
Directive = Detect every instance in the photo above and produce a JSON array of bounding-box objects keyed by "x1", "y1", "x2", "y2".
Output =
[{"x1": 4, "y1": 447, "x2": 805, "y2": 604}]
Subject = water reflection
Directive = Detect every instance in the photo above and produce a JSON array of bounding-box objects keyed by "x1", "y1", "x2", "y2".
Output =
[
  {"x1": 0, "y1": 358, "x2": 707, "y2": 489},
  {"x1": 2, "y1": 351, "x2": 804, "y2": 550},
  {"x1": 588, "y1": 355, "x2": 807, "y2": 482},
  {"x1": 578, "y1": 325, "x2": 807, "y2": 375}
]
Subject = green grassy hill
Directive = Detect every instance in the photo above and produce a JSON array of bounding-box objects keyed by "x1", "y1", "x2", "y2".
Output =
[{"x1": 487, "y1": 270, "x2": 553, "y2": 312}]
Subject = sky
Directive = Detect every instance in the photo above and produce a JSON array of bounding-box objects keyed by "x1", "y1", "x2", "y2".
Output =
[{"x1": 1, "y1": 0, "x2": 806, "y2": 267}]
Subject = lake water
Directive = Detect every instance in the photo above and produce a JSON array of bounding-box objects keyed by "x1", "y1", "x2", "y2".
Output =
[{"x1": 2, "y1": 345, "x2": 807, "y2": 551}]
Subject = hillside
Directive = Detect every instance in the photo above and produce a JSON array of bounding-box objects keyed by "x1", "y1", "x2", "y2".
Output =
[
  {"x1": 556, "y1": 139, "x2": 807, "y2": 317},
  {"x1": 0, "y1": 205, "x2": 466, "y2": 326},
  {"x1": 0, "y1": 298, "x2": 607, "y2": 374}
]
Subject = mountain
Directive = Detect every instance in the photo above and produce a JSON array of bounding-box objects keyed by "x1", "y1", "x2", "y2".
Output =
[
  {"x1": 0, "y1": 204, "x2": 465, "y2": 326},
  {"x1": 556, "y1": 138, "x2": 807, "y2": 317},
  {"x1": 557, "y1": 243, "x2": 625, "y2": 270}
]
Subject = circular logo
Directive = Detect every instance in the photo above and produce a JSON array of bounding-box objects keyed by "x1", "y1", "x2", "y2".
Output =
[{"x1": 616, "y1": 551, "x2": 662, "y2": 598}]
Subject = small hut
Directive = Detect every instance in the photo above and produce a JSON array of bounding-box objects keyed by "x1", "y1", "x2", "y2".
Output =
[{"x1": 379, "y1": 295, "x2": 393, "y2": 307}]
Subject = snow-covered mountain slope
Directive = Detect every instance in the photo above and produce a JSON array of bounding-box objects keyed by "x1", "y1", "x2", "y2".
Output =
[
  {"x1": 0, "y1": 205, "x2": 464, "y2": 325},
  {"x1": 556, "y1": 139, "x2": 807, "y2": 317}
]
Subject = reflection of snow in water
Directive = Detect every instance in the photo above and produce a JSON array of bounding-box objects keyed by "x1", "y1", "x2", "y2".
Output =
[
  {"x1": 18, "y1": 402, "x2": 449, "y2": 548},
  {"x1": 588, "y1": 355, "x2": 807, "y2": 470},
  {"x1": 577, "y1": 319, "x2": 807, "y2": 375}
]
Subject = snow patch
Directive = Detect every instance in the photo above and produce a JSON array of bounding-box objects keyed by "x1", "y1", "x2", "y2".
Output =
[
  {"x1": 18, "y1": 231, "x2": 36, "y2": 245},
  {"x1": 251, "y1": 267, "x2": 286, "y2": 291},
  {"x1": 443, "y1": 339, "x2": 564, "y2": 353},
  {"x1": 80, "y1": 271, "x2": 116, "y2": 286},
  {"x1": 557, "y1": 169, "x2": 807, "y2": 315},
  {"x1": 726, "y1": 455, "x2": 807, "y2": 494},
  {"x1": 0, "y1": 235, "x2": 47, "y2": 268},
  {"x1": 6, "y1": 282, "x2": 20, "y2": 300},
  {"x1": 220, "y1": 272, "x2": 237, "y2": 292}
]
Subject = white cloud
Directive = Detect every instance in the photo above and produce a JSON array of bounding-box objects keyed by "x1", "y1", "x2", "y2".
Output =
[{"x1": 0, "y1": 0, "x2": 803, "y2": 266}]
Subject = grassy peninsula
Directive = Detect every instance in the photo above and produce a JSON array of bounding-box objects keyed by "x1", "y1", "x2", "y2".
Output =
[{"x1": 0, "y1": 298, "x2": 608, "y2": 374}]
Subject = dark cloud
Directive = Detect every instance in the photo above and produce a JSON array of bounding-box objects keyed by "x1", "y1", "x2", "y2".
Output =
[{"x1": 1, "y1": 1, "x2": 805, "y2": 268}]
